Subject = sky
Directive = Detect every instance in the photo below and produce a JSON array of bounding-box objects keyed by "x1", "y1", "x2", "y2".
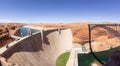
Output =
[{"x1": 0, "y1": 0, "x2": 120, "y2": 23}]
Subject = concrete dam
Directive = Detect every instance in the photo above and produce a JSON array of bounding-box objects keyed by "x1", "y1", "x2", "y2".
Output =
[{"x1": 0, "y1": 28, "x2": 73, "y2": 66}]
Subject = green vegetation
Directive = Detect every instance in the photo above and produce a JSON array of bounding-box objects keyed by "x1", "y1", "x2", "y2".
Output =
[
  {"x1": 56, "y1": 52, "x2": 70, "y2": 66},
  {"x1": 78, "y1": 46, "x2": 120, "y2": 66}
]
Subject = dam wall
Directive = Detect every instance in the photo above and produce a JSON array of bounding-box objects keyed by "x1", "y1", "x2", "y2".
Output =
[{"x1": 1, "y1": 28, "x2": 72, "y2": 66}]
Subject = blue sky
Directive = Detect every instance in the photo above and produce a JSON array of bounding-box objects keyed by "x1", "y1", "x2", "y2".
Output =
[{"x1": 0, "y1": 0, "x2": 120, "y2": 23}]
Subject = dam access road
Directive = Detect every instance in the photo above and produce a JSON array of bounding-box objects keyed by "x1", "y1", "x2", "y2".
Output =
[{"x1": 0, "y1": 28, "x2": 73, "y2": 66}]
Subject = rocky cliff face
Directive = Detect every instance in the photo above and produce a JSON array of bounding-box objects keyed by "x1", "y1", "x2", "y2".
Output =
[{"x1": 0, "y1": 23, "x2": 21, "y2": 47}]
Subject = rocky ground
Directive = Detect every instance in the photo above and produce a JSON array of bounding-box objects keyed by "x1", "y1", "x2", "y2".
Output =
[{"x1": 0, "y1": 23, "x2": 21, "y2": 47}]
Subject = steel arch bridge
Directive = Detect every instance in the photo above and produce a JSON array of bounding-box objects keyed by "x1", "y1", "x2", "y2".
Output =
[{"x1": 88, "y1": 24, "x2": 120, "y2": 65}]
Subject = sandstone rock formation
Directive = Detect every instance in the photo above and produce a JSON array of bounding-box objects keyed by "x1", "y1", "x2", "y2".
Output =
[{"x1": 0, "y1": 23, "x2": 21, "y2": 47}]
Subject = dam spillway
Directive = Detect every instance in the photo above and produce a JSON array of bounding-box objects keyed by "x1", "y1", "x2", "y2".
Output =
[{"x1": 0, "y1": 28, "x2": 72, "y2": 66}]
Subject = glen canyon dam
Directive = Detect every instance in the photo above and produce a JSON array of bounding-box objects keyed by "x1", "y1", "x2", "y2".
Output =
[{"x1": 0, "y1": 23, "x2": 120, "y2": 66}]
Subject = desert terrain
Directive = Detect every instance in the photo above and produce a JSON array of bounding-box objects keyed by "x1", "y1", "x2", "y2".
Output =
[{"x1": 0, "y1": 23, "x2": 21, "y2": 47}]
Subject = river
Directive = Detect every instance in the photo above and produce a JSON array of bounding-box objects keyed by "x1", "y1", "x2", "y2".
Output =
[{"x1": 20, "y1": 26, "x2": 39, "y2": 37}]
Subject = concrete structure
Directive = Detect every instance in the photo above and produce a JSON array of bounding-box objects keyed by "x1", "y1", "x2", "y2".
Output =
[
  {"x1": 66, "y1": 43, "x2": 90, "y2": 66},
  {"x1": 0, "y1": 28, "x2": 72, "y2": 66}
]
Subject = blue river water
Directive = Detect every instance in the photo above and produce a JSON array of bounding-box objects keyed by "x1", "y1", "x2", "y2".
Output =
[{"x1": 20, "y1": 26, "x2": 39, "y2": 37}]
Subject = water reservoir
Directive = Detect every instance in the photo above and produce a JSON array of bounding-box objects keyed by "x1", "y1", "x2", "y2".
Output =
[{"x1": 20, "y1": 26, "x2": 39, "y2": 36}]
